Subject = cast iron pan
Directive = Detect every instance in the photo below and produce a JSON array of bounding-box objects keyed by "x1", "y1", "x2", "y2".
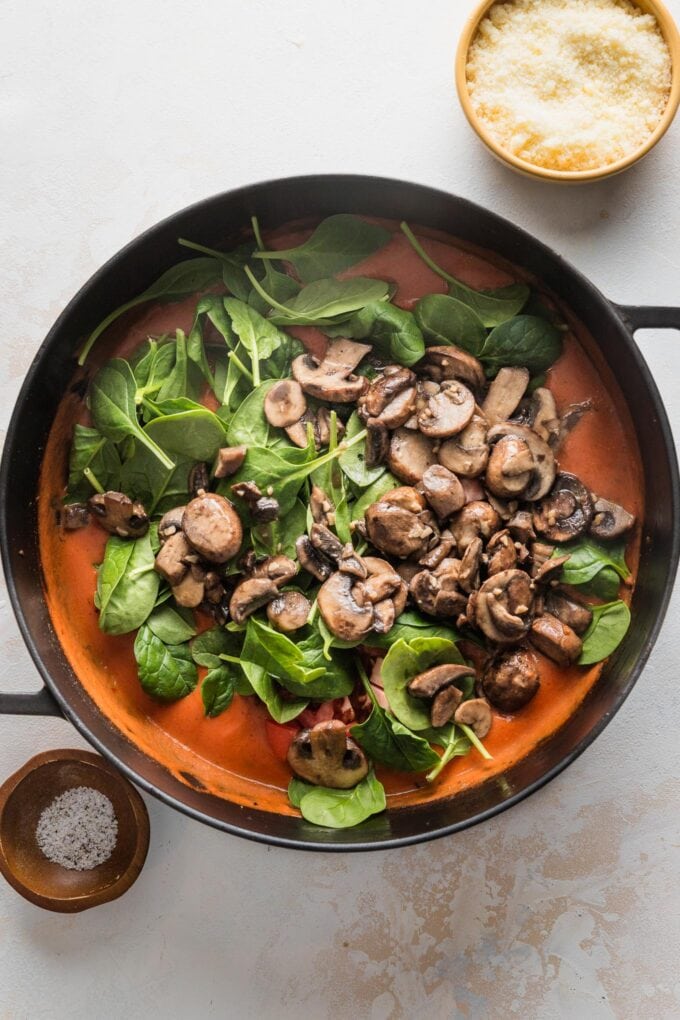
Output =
[{"x1": 1, "y1": 175, "x2": 678, "y2": 850}]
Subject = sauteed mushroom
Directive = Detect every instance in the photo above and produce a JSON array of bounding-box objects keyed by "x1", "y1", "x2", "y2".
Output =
[
  {"x1": 454, "y1": 698, "x2": 492, "y2": 738},
  {"x1": 474, "y1": 569, "x2": 534, "y2": 644},
  {"x1": 486, "y1": 435, "x2": 535, "y2": 498},
  {"x1": 417, "y1": 380, "x2": 475, "y2": 439},
  {"x1": 365, "y1": 487, "x2": 435, "y2": 559},
  {"x1": 88, "y1": 491, "x2": 149, "y2": 538},
  {"x1": 251, "y1": 554, "x2": 298, "y2": 587},
  {"x1": 171, "y1": 570, "x2": 205, "y2": 609},
  {"x1": 589, "y1": 495, "x2": 636, "y2": 540},
  {"x1": 438, "y1": 415, "x2": 489, "y2": 478},
  {"x1": 487, "y1": 423, "x2": 556, "y2": 500},
  {"x1": 182, "y1": 492, "x2": 243, "y2": 563},
  {"x1": 62, "y1": 503, "x2": 90, "y2": 530},
  {"x1": 229, "y1": 576, "x2": 279, "y2": 625},
  {"x1": 291, "y1": 340, "x2": 370, "y2": 402},
  {"x1": 420, "y1": 345, "x2": 485, "y2": 392},
  {"x1": 213, "y1": 445, "x2": 247, "y2": 479},
  {"x1": 266, "y1": 591, "x2": 311, "y2": 632},
  {"x1": 482, "y1": 367, "x2": 530, "y2": 425},
  {"x1": 287, "y1": 720, "x2": 369, "y2": 789},
  {"x1": 528, "y1": 388, "x2": 560, "y2": 445},
  {"x1": 449, "y1": 501, "x2": 501, "y2": 552},
  {"x1": 482, "y1": 648, "x2": 540, "y2": 712},
  {"x1": 158, "y1": 505, "x2": 186, "y2": 542},
  {"x1": 533, "y1": 473, "x2": 593, "y2": 542},
  {"x1": 317, "y1": 571, "x2": 374, "y2": 641},
  {"x1": 420, "y1": 465, "x2": 466, "y2": 520},
  {"x1": 365, "y1": 418, "x2": 390, "y2": 468},
  {"x1": 359, "y1": 367, "x2": 416, "y2": 419},
  {"x1": 295, "y1": 535, "x2": 333, "y2": 581},
  {"x1": 155, "y1": 532, "x2": 192, "y2": 586},
  {"x1": 388, "y1": 428, "x2": 437, "y2": 484},
  {"x1": 545, "y1": 590, "x2": 593, "y2": 635},
  {"x1": 310, "y1": 523, "x2": 344, "y2": 566},
  {"x1": 263, "y1": 379, "x2": 307, "y2": 428},
  {"x1": 530, "y1": 613, "x2": 583, "y2": 666}
]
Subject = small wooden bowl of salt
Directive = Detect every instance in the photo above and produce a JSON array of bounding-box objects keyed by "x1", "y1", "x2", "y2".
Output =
[{"x1": 0, "y1": 749, "x2": 149, "y2": 912}]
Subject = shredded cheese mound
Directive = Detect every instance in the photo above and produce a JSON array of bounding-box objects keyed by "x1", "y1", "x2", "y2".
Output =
[{"x1": 466, "y1": 0, "x2": 672, "y2": 172}]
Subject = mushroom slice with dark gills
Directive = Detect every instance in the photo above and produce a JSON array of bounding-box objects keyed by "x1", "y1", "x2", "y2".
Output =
[
  {"x1": 309, "y1": 522, "x2": 344, "y2": 566},
  {"x1": 438, "y1": 414, "x2": 489, "y2": 478},
  {"x1": 88, "y1": 491, "x2": 149, "y2": 538},
  {"x1": 410, "y1": 558, "x2": 466, "y2": 618},
  {"x1": 474, "y1": 569, "x2": 534, "y2": 644},
  {"x1": 251, "y1": 554, "x2": 298, "y2": 588},
  {"x1": 420, "y1": 465, "x2": 466, "y2": 521},
  {"x1": 528, "y1": 388, "x2": 560, "y2": 446},
  {"x1": 182, "y1": 492, "x2": 243, "y2": 564},
  {"x1": 417, "y1": 380, "x2": 475, "y2": 439},
  {"x1": 338, "y1": 543, "x2": 368, "y2": 580},
  {"x1": 545, "y1": 590, "x2": 593, "y2": 636},
  {"x1": 213, "y1": 445, "x2": 247, "y2": 479},
  {"x1": 589, "y1": 495, "x2": 636, "y2": 540},
  {"x1": 407, "y1": 663, "x2": 475, "y2": 727},
  {"x1": 458, "y1": 536, "x2": 483, "y2": 594},
  {"x1": 365, "y1": 418, "x2": 390, "y2": 468},
  {"x1": 387, "y1": 428, "x2": 437, "y2": 485},
  {"x1": 487, "y1": 423, "x2": 556, "y2": 501},
  {"x1": 420, "y1": 345, "x2": 485, "y2": 392},
  {"x1": 533, "y1": 472, "x2": 593, "y2": 543},
  {"x1": 454, "y1": 698, "x2": 492, "y2": 738},
  {"x1": 287, "y1": 720, "x2": 369, "y2": 789},
  {"x1": 449, "y1": 500, "x2": 501, "y2": 553},
  {"x1": 530, "y1": 613, "x2": 583, "y2": 666},
  {"x1": 188, "y1": 463, "x2": 210, "y2": 497},
  {"x1": 481, "y1": 366, "x2": 530, "y2": 425},
  {"x1": 263, "y1": 379, "x2": 307, "y2": 428},
  {"x1": 485, "y1": 435, "x2": 535, "y2": 499},
  {"x1": 482, "y1": 648, "x2": 540, "y2": 711},
  {"x1": 317, "y1": 571, "x2": 374, "y2": 641},
  {"x1": 362, "y1": 557, "x2": 408, "y2": 616},
  {"x1": 364, "y1": 487, "x2": 436, "y2": 560},
  {"x1": 229, "y1": 577, "x2": 280, "y2": 625},
  {"x1": 486, "y1": 529, "x2": 518, "y2": 575},
  {"x1": 310, "y1": 485, "x2": 335, "y2": 527},
  {"x1": 266, "y1": 591, "x2": 311, "y2": 633},
  {"x1": 377, "y1": 386, "x2": 418, "y2": 430},
  {"x1": 158, "y1": 505, "x2": 186, "y2": 542},
  {"x1": 62, "y1": 503, "x2": 90, "y2": 530},
  {"x1": 291, "y1": 339, "x2": 371, "y2": 402},
  {"x1": 295, "y1": 535, "x2": 334, "y2": 582},
  {"x1": 358, "y1": 367, "x2": 416, "y2": 420}
]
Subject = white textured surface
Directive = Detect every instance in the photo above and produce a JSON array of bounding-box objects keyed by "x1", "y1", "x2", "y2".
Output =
[{"x1": 1, "y1": 1, "x2": 679, "y2": 1017}]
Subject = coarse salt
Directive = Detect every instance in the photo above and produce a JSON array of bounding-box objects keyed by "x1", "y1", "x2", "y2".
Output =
[
  {"x1": 466, "y1": 0, "x2": 672, "y2": 171},
  {"x1": 35, "y1": 786, "x2": 118, "y2": 871}
]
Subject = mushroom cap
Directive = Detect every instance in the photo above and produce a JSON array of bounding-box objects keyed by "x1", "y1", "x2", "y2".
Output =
[
  {"x1": 365, "y1": 491, "x2": 435, "y2": 560},
  {"x1": 229, "y1": 576, "x2": 280, "y2": 625},
  {"x1": 266, "y1": 591, "x2": 311, "y2": 632},
  {"x1": 530, "y1": 613, "x2": 583, "y2": 666},
  {"x1": 482, "y1": 366, "x2": 530, "y2": 425},
  {"x1": 251, "y1": 554, "x2": 298, "y2": 588},
  {"x1": 359, "y1": 367, "x2": 416, "y2": 419},
  {"x1": 421, "y1": 465, "x2": 466, "y2": 521},
  {"x1": 387, "y1": 428, "x2": 438, "y2": 485},
  {"x1": 431, "y1": 685, "x2": 465, "y2": 727},
  {"x1": 449, "y1": 501, "x2": 502, "y2": 553},
  {"x1": 182, "y1": 492, "x2": 243, "y2": 564},
  {"x1": 474, "y1": 569, "x2": 534, "y2": 644},
  {"x1": 533, "y1": 472, "x2": 594, "y2": 543},
  {"x1": 291, "y1": 340, "x2": 370, "y2": 403},
  {"x1": 589, "y1": 495, "x2": 635, "y2": 540},
  {"x1": 158, "y1": 505, "x2": 186, "y2": 542},
  {"x1": 317, "y1": 571, "x2": 375, "y2": 641},
  {"x1": 487, "y1": 423, "x2": 556, "y2": 501},
  {"x1": 378, "y1": 386, "x2": 418, "y2": 429},
  {"x1": 213, "y1": 445, "x2": 247, "y2": 479},
  {"x1": 454, "y1": 697, "x2": 492, "y2": 738},
  {"x1": 295, "y1": 535, "x2": 333, "y2": 581},
  {"x1": 420, "y1": 345, "x2": 485, "y2": 392},
  {"x1": 263, "y1": 379, "x2": 307, "y2": 428},
  {"x1": 88, "y1": 491, "x2": 149, "y2": 538},
  {"x1": 287, "y1": 720, "x2": 369, "y2": 789},
  {"x1": 171, "y1": 570, "x2": 205, "y2": 608},
  {"x1": 545, "y1": 590, "x2": 593, "y2": 636},
  {"x1": 365, "y1": 418, "x2": 390, "y2": 469},
  {"x1": 155, "y1": 531, "x2": 192, "y2": 586},
  {"x1": 407, "y1": 663, "x2": 475, "y2": 699},
  {"x1": 485, "y1": 436, "x2": 535, "y2": 498},
  {"x1": 437, "y1": 414, "x2": 489, "y2": 478},
  {"x1": 486, "y1": 529, "x2": 518, "y2": 576},
  {"x1": 482, "y1": 649, "x2": 540, "y2": 712},
  {"x1": 310, "y1": 522, "x2": 344, "y2": 565},
  {"x1": 417, "y1": 380, "x2": 475, "y2": 439}
]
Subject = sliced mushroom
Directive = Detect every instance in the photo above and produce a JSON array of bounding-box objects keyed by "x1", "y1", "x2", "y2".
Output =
[
  {"x1": 263, "y1": 379, "x2": 307, "y2": 428},
  {"x1": 438, "y1": 414, "x2": 489, "y2": 478},
  {"x1": 454, "y1": 698, "x2": 492, "y2": 738},
  {"x1": 310, "y1": 522, "x2": 344, "y2": 565},
  {"x1": 532, "y1": 554, "x2": 570, "y2": 584},
  {"x1": 158, "y1": 505, "x2": 186, "y2": 542},
  {"x1": 362, "y1": 563, "x2": 401, "y2": 603},
  {"x1": 291, "y1": 340, "x2": 370, "y2": 403},
  {"x1": 182, "y1": 492, "x2": 243, "y2": 563},
  {"x1": 322, "y1": 339, "x2": 373, "y2": 375},
  {"x1": 364, "y1": 487, "x2": 434, "y2": 559},
  {"x1": 418, "y1": 530, "x2": 455, "y2": 569},
  {"x1": 485, "y1": 435, "x2": 535, "y2": 498},
  {"x1": 317, "y1": 571, "x2": 374, "y2": 641},
  {"x1": 338, "y1": 543, "x2": 368, "y2": 580},
  {"x1": 487, "y1": 424, "x2": 556, "y2": 501},
  {"x1": 407, "y1": 663, "x2": 475, "y2": 699},
  {"x1": 213, "y1": 445, "x2": 247, "y2": 479},
  {"x1": 62, "y1": 503, "x2": 90, "y2": 530},
  {"x1": 188, "y1": 463, "x2": 210, "y2": 497},
  {"x1": 530, "y1": 613, "x2": 583, "y2": 666},
  {"x1": 482, "y1": 648, "x2": 540, "y2": 712},
  {"x1": 359, "y1": 367, "x2": 416, "y2": 419},
  {"x1": 266, "y1": 591, "x2": 311, "y2": 632},
  {"x1": 155, "y1": 531, "x2": 192, "y2": 585},
  {"x1": 287, "y1": 720, "x2": 368, "y2": 789},
  {"x1": 229, "y1": 576, "x2": 279, "y2": 625},
  {"x1": 365, "y1": 418, "x2": 390, "y2": 468},
  {"x1": 545, "y1": 590, "x2": 593, "y2": 636},
  {"x1": 420, "y1": 345, "x2": 485, "y2": 392},
  {"x1": 420, "y1": 465, "x2": 465, "y2": 521},
  {"x1": 251, "y1": 555, "x2": 298, "y2": 588},
  {"x1": 533, "y1": 473, "x2": 593, "y2": 542},
  {"x1": 507, "y1": 509, "x2": 535, "y2": 544},
  {"x1": 482, "y1": 367, "x2": 530, "y2": 425},
  {"x1": 373, "y1": 598, "x2": 395, "y2": 634},
  {"x1": 310, "y1": 485, "x2": 335, "y2": 527},
  {"x1": 417, "y1": 380, "x2": 475, "y2": 439},
  {"x1": 387, "y1": 428, "x2": 437, "y2": 485},
  {"x1": 458, "y1": 536, "x2": 483, "y2": 593},
  {"x1": 378, "y1": 386, "x2": 418, "y2": 429},
  {"x1": 528, "y1": 388, "x2": 560, "y2": 445},
  {"x1": 171, "y1": 570, "x2": 205, "y2": 609},
  {"x1": 449, "y1": 501, "x2": 501, "y2": 553},
  {"x1": 203, "y1": 571, "x2": 226, "y2": 605},
  {"x1": 474, "y1": 569, "x2": 534, "y2": 644},
  {"x1": 88, "y1": 491, "x2": 149, "y2": 538},
  {"x1": 295, "y1": 535, "x2": 333, "y2": 581},
  {"x1": 589, "y1": 496, "x2": 635, "y2": 540},
  {"x1": 486, "y1": 529, "x2": 518, "y2": 575},
  {"x1": 431, "y1": 685, "x2": 465, "y2": 727}
]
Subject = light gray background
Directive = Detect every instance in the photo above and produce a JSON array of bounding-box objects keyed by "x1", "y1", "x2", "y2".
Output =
[{"x1": 1, "y1": 1, "x2": 679, "y2": 1017}]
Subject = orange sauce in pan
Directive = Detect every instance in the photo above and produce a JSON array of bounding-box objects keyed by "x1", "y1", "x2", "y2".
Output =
[{"x1": 37, "y1": 221, "x2": 644, "y2": 813}]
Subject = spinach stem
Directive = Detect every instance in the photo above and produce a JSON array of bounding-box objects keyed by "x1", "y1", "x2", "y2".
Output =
[
  {"x1": 136, "y1": 431, "x2": 176, "y2": 471},
  {"x1": 251, "y1": 216, "x2": 265, "y2": 251},
  {"x1": 251, "y1": 337, "x2": 261, "y2": 388},
  {"x1": 177, "y1": 238, "x2": 236, "y2": 266},
  {"x1": 329, "y1": 410, "x2": 338, "y2": 454},
  {"x1": 287, "y1": 428, "x2": 367, "y2": 483},
  {"x1": 219, "y1": 654, "x2": 243, "y2": 666},
  {"x1": 357, "y1": 661, "x2": 379, "y2": 710},
  {"x1": 227, "y1": 350, "x2": 254, "y2": 383},
  {"x1": 83, "y1": 467, "x2": 104, "y2": 494},
  {"x1": 78, "y1": 297, "x2": 142, "y2": 366},
  {"x1": 244, "y1": 266, "x2": 294, "y2": 316},
  {"x1": 460, "y1": 723, "x2": 492, "y2": 760},
  {"x1": 400, "y1": 221, "x2": 459, "y2": 290},
  {"x1": 307, "y1": 599, "x2": 319, "y2": 626}
]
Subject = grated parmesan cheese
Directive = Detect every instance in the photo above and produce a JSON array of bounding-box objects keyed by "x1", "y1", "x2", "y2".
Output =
[{"x1": 466, "y1": 0, "x2": 672, "y2": 172}]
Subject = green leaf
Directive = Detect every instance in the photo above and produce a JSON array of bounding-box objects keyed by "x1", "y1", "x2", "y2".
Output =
[
  {"x1": 245, "y1": 619, "x2": 353, "y2": 699},
  {"x1": 67, "y1": 424, "x2": 121, "y2": 501},
  {"x1": 295, "y1": 770, "x2": 386, "y2": 828},
  {"x1": 555, "y1": 537, "x2": 630, "y2": 587},
  {"x1": 350, "y1": 471, "x2": 399, "y2": 521},
  {"x1": 145, "y1": 406, "x2": 227, "y2": 462},
  {"x1": 586, "y1": 566, "x2": 621, "y2": 601},
  {"x1": 249, "y1": 216, "x2": 301, "y2": 312},
  {"x1": 78, "y1": 257, "x2": 223, "y2": 365},
  {"x1": 364, "y1": 611, "x2": 463, "y2": 650},
  {"x1": 226, "y1": 380, "x2": 277, "y2": 447},
  {"x1": 288, "y1": 778, "x2": 313, "y2": 808},
  {"x1": 479, "y1": 316, "x2": 563, "y2": 378},
  {"x1": 380, "y1": 637, "x2": 466, "y2": 731},
  {"x1": 351, "y1": 705, "x2": 439, "y2": 772},
  {"x1": 224, "y1": 298, "x2": 289, "y2": 363},
  {"x1": 247, "y1": 268, "x2": 390, "y2": 327},
  {"x1": 254, "y1": 214, "x2": 391, "y2": 283},
  {"x1": 426, "y1": 725, "x2": 471, "y2": 781},
  {"x1": 89, "y1": 359, "x2": 175, "y2": 470},
  {"x1": 578, "y1": 601, "x2": 631, "y2": 665},
  {"x1": 339, "y1": 411, "x2": 385, "y2": 488},
  {"x1": 119, "y1": 443, "x2": 192, "y2": 516},
  {"x1": 133, "y1": 625, "x2": 198, "y2": 702},
  {"x1": 97, "y1": 530, "x2": 160, "y2": 635},
  {"x1": 133, "y1": 340, "x2": 178, "y2": 403},
  {"x1": 146, "y1": 603, "x2": 197, "y2": 645},
  {"x1": 201, "y1": 666, "x2": 236, "y2": 717},
  {"x1": 155, "y1": 330, "x2": 203, "y2": 403},
  {"x1": 251, "y1": 498, "x2": 307, "y2": 560},
  {"x1": 414, "y1": 293, "x2": 487, "y2": 355},
  {"x1": 333, "y1": 302, "x2": 425, "y2": 367}
]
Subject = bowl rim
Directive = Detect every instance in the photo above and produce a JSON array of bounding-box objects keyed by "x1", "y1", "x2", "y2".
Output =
[{"x1": 455, "y1": 0, "x2": 680, "y2": 182}]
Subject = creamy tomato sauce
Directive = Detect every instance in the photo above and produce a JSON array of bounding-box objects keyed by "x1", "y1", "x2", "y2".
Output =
[{"x1": 37, "y1": 220, "x2": 644, "y2": 813}]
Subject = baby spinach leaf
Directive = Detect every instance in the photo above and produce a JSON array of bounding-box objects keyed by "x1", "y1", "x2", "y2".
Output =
[
  {"x1": 252, "y1": 498, "x2": 307, "y2": 560},
  {"x1": 156, "y1": 330, "x2": 203, "y2": 403},
  {"x1": 226, "y1": 380, "x2": 277, "y2": 447},
  {"x1": 288, "y1": 778, "x2": 313, "y2": 808},
  {"x1": 351, "y1": 690, "x2": 439, "y2": 772},
  {"x1": 350, "y1": 471, "x2": 399, "y2": 521},
  {"x1": 133, "y1": 625, "x2": 198, "y2": 702},
  {"x1": 339, "y1": 411, "x2": 385, "y2": 488},
  {"x1": 119, "y1": 443, "x2": 192, "y2": 515},
  {"x1": 191, "y1": 627, "x2": 241, "y2": 667},
  {"x1": 401, "y1": 222, "x2": 529, "y2": 327},
  {"x1": 145, "y1": 407, "x2": 227, "y2": 462},
  {"x1": 146, "y1": 603, "x2": 197, "y2": 645},
  {"x1": 97, "y1": 530, "x2": 160, "y2": 635},
  {"x1": 201, "y1": 666, "x2": 236, "y2": 717},
  {"x1": 426, "y1": 725, "x2": 471, "y2": 781},
  {"x1": 364, "y1": 611, "x2": 463, "y2": 650},
  {"x1": 578, "y1": 601, "x2": 631, "y2": 665},
  {"x1": 332, "y1": 302, "x2": 425, "y2": 367},
  {"x1": 414, "y1": 294, "x2": 486, "y2": 355},
  {"x1": 380, "y1": 637, "x2": 465, "y2": 731},
  {"x1": 246, "y1": 268, "x2": 390, "y2": 326},
  {"x1": 249, "y1": 216, "x2": 301, "y2": 313},
  {"x1": 78, "y1": 257, "x2": 223, "y2": 365},
  {"x1": 133, "y1": 340, "x2": 178, "y2": 402},
  {"x1": 479, "y1": 316, "x2": 562, "y2": 378},
  {"x1": 224, "y1": 298, "x2": 289, "y2": 366},
  {"x1": 241, "y1": 625, "x2": 308, "y2": 722},
  {"x1": 295, "y1": 770, "x2": 386, "y2": 828},
  {"x1": 254, "y1": 214, "x2": 391, "y2": 283},
  {"x1": 245, "y1": 620, "x2": 353, "y2": 700},
  {"x1": 178, "y1": 237, "x2": 257, "y2": 302},
  {"x1": 67, "y1": 424, "x2": 121, "y2": 500},
  {"x1": 555, "y1": 538, "x2": 630, "y2": 587},
  {"x1": 586, "y1": 566, "x2": 621, "y2": 601},
  {"x1": 89, "y1": 359, "x2": 175, "y2": 470}
]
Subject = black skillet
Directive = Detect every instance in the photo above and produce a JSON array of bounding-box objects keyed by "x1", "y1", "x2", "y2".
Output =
[{"x1": 1, "y1": 175, "x2": 678, "y2": 851}]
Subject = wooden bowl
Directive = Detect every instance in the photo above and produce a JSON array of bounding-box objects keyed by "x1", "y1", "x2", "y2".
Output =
[
  {"x1": 455, "y1": 0, "x2": 680, "y2": 183},
  {"x1": 0, "y1": 749, "x2": 149, "y2": 912}
]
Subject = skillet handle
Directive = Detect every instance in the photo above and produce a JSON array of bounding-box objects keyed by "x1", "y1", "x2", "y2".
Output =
[
  {"x1": 617, "y1": 305, "x2": 680, "y2": 331},
  {"x1": 0, "y1": 689, "x2": 62, "y2": 717}
]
